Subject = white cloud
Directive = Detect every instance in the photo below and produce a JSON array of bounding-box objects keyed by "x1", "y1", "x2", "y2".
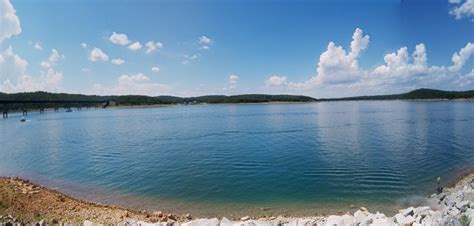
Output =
[
  {"x1": 0, "y1": 0, "x2": 22, "y2": 43},
  {"x1": 48, "y1": 49, "x2": 63, "y2": 63},
  {"x1": 90, "y1": 73, "x2": 169, "y2": 96},
  {"x1": 81, "y1": 43, "x2": 88, "y2": 49},
  {"x1": 308, "y1": 28, "x2": 369, "y2": 85},
  {"x1": 128, "y1": 41, "x2": 142, "y2": 51},
  {"x1": 227, "y1": 74, "x2": 239, "y2": 89},
  {"x1": 455, "y1": 69, "x2": 474, "y2": 87},
  {"x1": 89, "y1": 47, "x2": 108, "y2": 62},
  {"x1": 263, "y1": 28, "x2": 474, "y2": 98},
  {"x1": 449, "y1": 42, "x2": 474, "y2": 71},
  {"x1": 145, "y1": 41, "x2": 163, "y2": 53},
  {"x1": 0, "y1": 47, "x2": 63, "y2": 93},
  {"x1": 81, "y1": 68, "x2": 90, "y2": 73},
  {"x1": 40, "y1": 48, "x2": 64, "y2": 69},
  {"x1": 265, "y1": 76, "x2": 289, "y2": 87},
  {"x1": 40, "y1": 61, "x2": 50, "y2": 68},
  {"x1": 111, "y1": 58, "x2": 125, "y2": 65},
  {"x1": 109, "y1": 32, "x2": 131, "y2": 46},
  {"x1": 198, "y1": 35, "x2": 212, "y2": 50},
  {"x1": 182, "y1": 54, "x2": 199, "y2": 64},
  {"x1": 33, "y1": 43, "x2": 43, "y2": 51},
  {"x1": 449, "y1": 0, "x2": 474, "y2": 20},
  {"x1": 199, "y1": 35, "x2": 212, "y2": 45},
  {"x1": 151, "y1": 66, "x2": 160, "y2": 73},
  {"x1": 368, "y1": 43, "x2": 449, "y2": 89}
]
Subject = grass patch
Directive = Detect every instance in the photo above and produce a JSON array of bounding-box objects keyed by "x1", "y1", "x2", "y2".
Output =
[{"x1": 460, "y1": 214, "x2": 471, "y2": 226}]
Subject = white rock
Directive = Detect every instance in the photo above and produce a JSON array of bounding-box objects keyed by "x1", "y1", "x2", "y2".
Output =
[
  {"x1": 339, "y1": 214, "x2": 355, "y2": 226},
  {"x1": 241, "y1": 216, "x2": 250, "y2": 221},
  {"x1": 444, "y1": 217, "x2": 462, "y2": 226},
  {"x1": 83, "y1": 220, "x2": 100, "y2": 226},
  {"x1": 404, "y1": 215, "x2": 415, "y2": 225},
  {"x1": 394, "y1": 213, "x2": 415, "y2": 225},
  {"x1": 286, "y1": 219, "x2": 298, "y2": 226},
  {"x1": 400, "y1": 207, "x2": 415, "y2": 216},
  {"x1": 181, "y1": 218, "x2": 219, "y2": 226},
  {"x1": 414, "y1": 206, "x2": 430, "y2": 217},
  {"x1": 421, "y1": 215, "x2": 433, "y2": 225},
  {"x1": 138, "y1": 221, "x2": 162, "y2": 226},
  {"x1": 220, "y1": 217, "x2": 233, "y2": 226},
  {"x1": 414, "y1": 215, "x2": 422, "y2": 224},
  {"x1": 324, "y1": 215, "x2": 341, "y2": 226},
  {"x1": 248, "y1": 220, "x2": 276, "y2": 226},
  {"x1": 371, "y1": 218, "x2": 396, "y2": 226},
  {"x1": 353, "y1": 210, "x2": 368, "y2": 223},
  {"x1": 428, "y1": 210, "x2": 443, "y2": 225},
  {"x1": 455, "y1": 200, "x2": 470, "y2": 210},
  {"x1": 448, "y1": 207, "x2": 461, "y2": 216},
  {"x1": 294, "y1": 218, "x2": 317, "y2": 226}
]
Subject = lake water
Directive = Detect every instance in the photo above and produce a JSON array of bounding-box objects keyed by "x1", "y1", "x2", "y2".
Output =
[{"x1": 1, "y1": 101, "x2": 474, "y2": 217}]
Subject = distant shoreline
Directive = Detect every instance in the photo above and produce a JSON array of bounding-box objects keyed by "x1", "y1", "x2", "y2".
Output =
[{"x1": 2, "y1": 98, "x2": 474, "y2": 114}]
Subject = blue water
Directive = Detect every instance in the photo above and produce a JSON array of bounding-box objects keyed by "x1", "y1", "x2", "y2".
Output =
[{"x1": 1, "y1": 101, "x2": 474, "y2": 216}]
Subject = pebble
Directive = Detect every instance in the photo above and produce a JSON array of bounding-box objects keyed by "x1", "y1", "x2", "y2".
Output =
[{"x1": 240, "y1": 216, "x2": 250, "y2": 221}]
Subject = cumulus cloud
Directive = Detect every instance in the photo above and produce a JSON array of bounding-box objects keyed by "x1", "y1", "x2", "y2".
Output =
[
  {"x1": 455, "y1": 69, "x2": 474, "y2": 87},
  {"x1": 49, "y1": 49, "x2": 63, "y2": 63},
  {"x1": 145, "y1": 41, "x2": 163, "y2": 53},
  {"x1": 199, "y1": 35, "x2": 211, "y2": 45},
  {"x1": 40, "y1": 61, "x2": 50, "y2": 68},
  {"x1": 33, "y1": 43, "x2": 43, "y2": 51},
  {"x1": 89, "y1": 47, "x2": 108, "y2": 62},
  {"x1": 265, "y1": 76, "x2": 289, "y2": 87},
  {"x1": 449, "y1": 42, "x2": 474, "y2": 71},
  {"x1": 1, "y1": 0, "x2": 21, "y2": 43},
  {"x1": 128, "y1": 41, "x2": 142, "y2": 51},
  {"x1": 1, "y1": 47, "x2": 63, "y2": 93},
  {"x1": 111, "y1": 58, "x2": 125, "y2": 65},
  {"x1": 81, "y1": 43, "x2": 88, "y2": 49},
  {"x1": 263, "y1": 28, "x2": 474, "y2": 98},
  {"x1": 227, "y1": 74, "x2": 239, "y2": 89},
  {"x1": 449, "y1": 0, "x2": 474, "y2": 20},
  {"x1": 313, "y1": 28, "x2": 369, "y2": 85},
  {"x1": 182, "y1": 54, "x2": 199, "y2": 64},
  {"x1": 90, "y1": 73, "x2": 169, "y2": 96},
  {"x1": 40, "y1": 48, "x2": 64, "y2": 69},
  {"x1": 151, "y1": 66, "x2": 160, "y2": 73},
  {"x1": 109, "y1": 32, "x2": 131, "y2": 46},
  {"x1": 198, "y1": 35, "x2": 212, "y2": 50}
]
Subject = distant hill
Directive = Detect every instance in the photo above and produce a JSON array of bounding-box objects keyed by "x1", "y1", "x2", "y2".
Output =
[
  {"x1": 320, "y1": 89, "x2": 474, "y2": 101},
  {"x1": 0, "y1": 92, "x2": 317, "y2": 108},
  {"x1": 1, "y1": 89, "x2": 473, "y2": 110}
]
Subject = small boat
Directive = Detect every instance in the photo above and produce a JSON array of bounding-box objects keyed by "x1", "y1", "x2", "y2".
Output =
[
  {"x1": 66, "y1": 109, "x2": 73, "y2": 112},
  {"x1": 20, "y1": 117, "x2": 26, "y2": 122}
]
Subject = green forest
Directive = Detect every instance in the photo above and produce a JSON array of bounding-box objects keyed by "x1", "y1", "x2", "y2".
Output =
[{"x1": 1, "y1": 88, "x2": 474, "y2": 111}]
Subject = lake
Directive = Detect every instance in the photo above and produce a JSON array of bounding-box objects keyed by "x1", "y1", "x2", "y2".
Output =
[{"x1": 1, "y1": 101, "x2": 473, "y2": 217}]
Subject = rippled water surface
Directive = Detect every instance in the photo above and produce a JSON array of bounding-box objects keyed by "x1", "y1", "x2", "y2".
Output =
[{"x1": 1, "y1": 101, "x2": 474, "y2": 216}]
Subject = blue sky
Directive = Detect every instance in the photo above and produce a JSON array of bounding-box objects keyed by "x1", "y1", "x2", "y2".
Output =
[{"x1": 1, "y1": 0, "x2": 473, "y2": 98}]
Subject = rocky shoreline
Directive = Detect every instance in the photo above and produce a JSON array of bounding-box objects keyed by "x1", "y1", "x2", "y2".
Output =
[{"x1": 1, "y1": 174, "x2": 474, "y2": 226}]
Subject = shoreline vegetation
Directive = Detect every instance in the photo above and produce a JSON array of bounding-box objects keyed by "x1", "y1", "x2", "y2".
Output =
[
  {"x1": 1, "y1": 89, "x2": 474, "y2": 111},
  {"x1": 1, "y1": 173, "x2": 474, "y2": 225}
]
